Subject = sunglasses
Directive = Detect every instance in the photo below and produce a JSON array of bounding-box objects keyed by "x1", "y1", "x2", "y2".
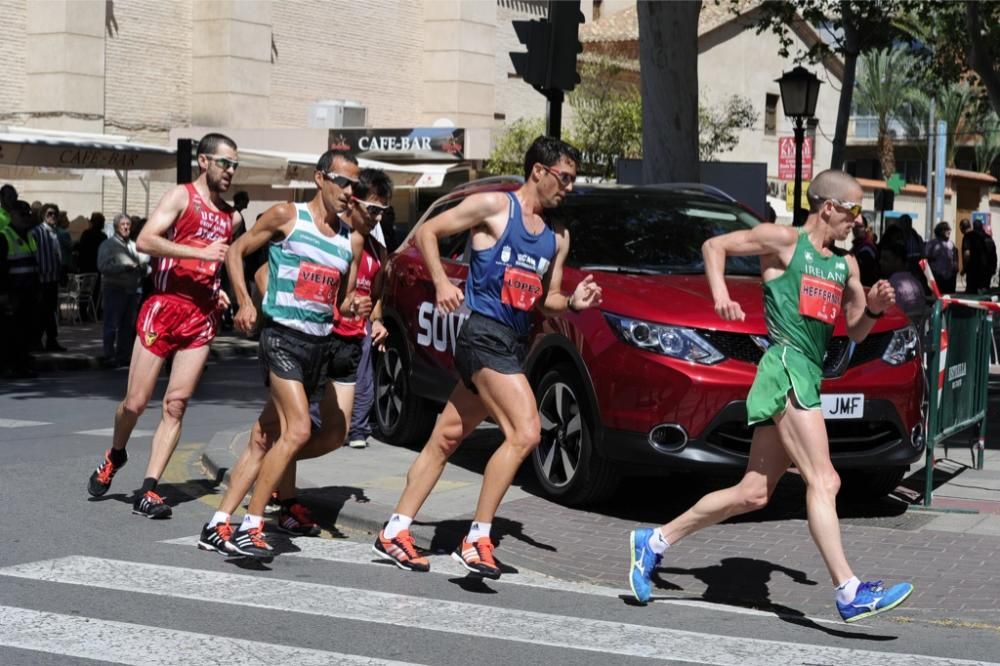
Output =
[
  {"x1": 826, "y1": 197, "x2": 862, "y2": 217},
  {"x1": 324, "y1": 172, "x2": 358, "y2": 189},
  {"x1": 541, "y1": 164, "x2": 576, "y2": 188},
  {"x1": 205, "y1": 156, "x2": 239, "y2": 171},
  {"x1": 352, "y1": 196, "x2": 390, "y2": 219}
]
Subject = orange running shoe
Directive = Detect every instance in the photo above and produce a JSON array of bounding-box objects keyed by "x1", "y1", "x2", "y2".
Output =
[
  {"x1": 452, "y1": 536, "x2": 501, "y2": 579},
  {"x1": 87, "y1": 449, "x2": 127, "y2": 497},
  {"x1": 372, "y1": 528, "x2": 430, "y2": 572}
]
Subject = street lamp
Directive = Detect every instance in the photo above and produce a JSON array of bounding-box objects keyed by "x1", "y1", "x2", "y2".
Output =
[{"x1": 776, "y1": 66, "x2": 822, "y2": 225}]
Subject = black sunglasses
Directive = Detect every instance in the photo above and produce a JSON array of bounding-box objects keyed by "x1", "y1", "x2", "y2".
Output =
[
  {"x1": 324, "y1": 172, "x2": 358, "y2": 189},
  {"x1": 352, "y1": 197, "x2": 390, "y2": 219}
]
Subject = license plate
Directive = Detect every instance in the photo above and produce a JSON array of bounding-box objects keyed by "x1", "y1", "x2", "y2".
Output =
[{"x1": 821, "y1": 393, "x2": 864, "y2": 419}]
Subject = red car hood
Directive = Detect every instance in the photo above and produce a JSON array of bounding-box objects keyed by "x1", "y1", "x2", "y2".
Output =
[{"x1": 580, "y1": 271, "x2": 910, "y2": 334}]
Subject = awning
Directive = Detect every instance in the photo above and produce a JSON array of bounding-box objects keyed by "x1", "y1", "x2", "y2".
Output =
[{"x1": 0, "y1": 126, "x2": 175, "y2": 175}]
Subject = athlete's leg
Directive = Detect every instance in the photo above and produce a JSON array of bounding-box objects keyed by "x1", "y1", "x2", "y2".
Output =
[
  {"x1": 659, "y1": 426, "x2": 790, "y2": 545},
  {"x1": 295, "y1": 383, "x2": 347, "y2": 461},
  {"x1": 143, "y1": 345, "x2": 211, "y2": 480},
  {"x1": 467, "y1": 368, "x2": 541, "y2": 524},
  {"x1": 334, "y1": 382, "x2": 356, "y2": 446},
  {"x1": 112, "y1": 342, "x2": 166, "y2": 452},
  {"x1": 245, "y1": 374, "x2": 313, "y2": 516},
  {"x1": 216, "y1": 399, "x2": 278, "y2": 516},
  {"x1": 394, "y1": 382, "x2": 490, "y2": 518},
  {"x1": 773, "y1": 403, "x2": 852, "y2": 585}
]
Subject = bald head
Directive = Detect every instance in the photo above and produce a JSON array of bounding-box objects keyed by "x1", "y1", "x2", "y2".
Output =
[{"x1": 807, "y1": 170, "x2": 862, "y2": 212}]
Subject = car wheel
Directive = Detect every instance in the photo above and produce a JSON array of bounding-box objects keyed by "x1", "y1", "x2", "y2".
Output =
[
  {"x1": 531, "y1": 363, "x2": 618, "y2": 506},
  {"x1": 840, "y1": 466, "x2": 907, "y2": 501},
  {"x1": 374, "y1": 337, "x2": 436, "y2": 445}
]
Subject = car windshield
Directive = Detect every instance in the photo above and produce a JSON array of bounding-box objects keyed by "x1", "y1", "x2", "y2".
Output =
[{"x1": 551, "y1": 192, "x2": 762, "y2": 276}]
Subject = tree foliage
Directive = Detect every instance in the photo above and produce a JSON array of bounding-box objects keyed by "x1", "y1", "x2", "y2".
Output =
[
  {"x1": 854, "y1": 46, "x2": 918, "y2": 177},
  {"x1": 567, "y1": 60, "x2": 642, "y2": 179},
  {"x1": 482, "y1": 116, "x2": 545, "y2": 177},
  {"x1": 698, "y1": 95, "x2": 759, "y2": 161}
]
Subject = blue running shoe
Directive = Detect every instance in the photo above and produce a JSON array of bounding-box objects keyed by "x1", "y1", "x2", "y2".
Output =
[
  {"x1": 837, "y1": 580, "x2": 914, "y2": 623},
  {"x1": 628, "y1": 528, "x2": 661, "y2": 603}
]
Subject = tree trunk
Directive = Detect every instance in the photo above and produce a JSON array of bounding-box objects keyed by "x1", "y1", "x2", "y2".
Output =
[
  {"x1": 877, "y1": 125, "x2": 896, "y2": 179},
  {"x1": 965, "y1": 2, "x2": 1000, "y2": 117},
  {"x1": 638, "y1": 0, "x2": 701, "y2": 184},
  {"x1": 830, "y1": 0, "x2": 859, "y2": 170}
]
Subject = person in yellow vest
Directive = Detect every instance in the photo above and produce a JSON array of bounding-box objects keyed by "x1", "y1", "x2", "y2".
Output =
[
  {"x1": 0, "y1": 200, "x2": 42, "y2": 378},
  {"x1": 0, "y1": 184, "x2": 18, "y2": 232}
]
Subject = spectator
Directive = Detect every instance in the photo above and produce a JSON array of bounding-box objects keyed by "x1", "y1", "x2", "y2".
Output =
[
  {"x1": 880, "y1": 241, "x2": 927, "y2": 325},
  {"x1": 976, "y1": 218, "x2": 997, "y2": 290},
  {"x1": 763, "y1": 203, "x2": 777, "y2": 223},
  {"x1": 0, "y1": 201, "x2": 42, "y2": 377},
  {"x1": 55, "y1": 210, "x2": 74, "y2": 274},
  {"x1": 850, "y1": 218, "x2": 879, "y2": 286},
  {"x1": 960, "y1": 218, "x2": 989, "y2": 294},
  {"x1": 0, "y1": 184, "x2": 17, "y2": 231},
  {"x1": 97, "y1": 213, "x2": 146, "y2": 367},
  {"x1": 31, "y1": 204, "x2": 66, "y2": 351},
  {"x1": 76, "y1": 212, "x2": 107, "y2": 274},
  {"x1": 925, "y1": 222, "x2": 958, "y2": 294}
]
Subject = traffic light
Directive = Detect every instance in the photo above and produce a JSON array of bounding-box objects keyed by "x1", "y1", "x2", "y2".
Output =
[
  {"x1": 509, "y1": 1, "x2": 583, "y2": 92},
  {"x1": 510, "y1": 17, "x2": 550, "y2": 89},
  {"x1": 548, "y1": 0, "x2": 584, "y2": 92}
]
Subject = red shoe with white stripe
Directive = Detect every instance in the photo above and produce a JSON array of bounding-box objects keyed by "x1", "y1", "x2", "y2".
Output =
[
  {"x1": 452, "y1": 536, "x2": 501, "y2": 580},
  {"x1": 372, "y1": 528, "x2": 430, "y2": 572}
]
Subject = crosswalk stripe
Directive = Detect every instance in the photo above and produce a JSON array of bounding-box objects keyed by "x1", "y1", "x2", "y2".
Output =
[
  {"x1": 0, "y1": 605, "x2": 421, "y2": 666},
  {"x1": 162, "y1": 535, "x2": 844, "y2": 625},
  {"x1": 76, "y1": 427, "x2": 154, "y2": 437},
  {"x1": 0, "y1": 419, "x2": 50, "y2": 428},
  {"x1": 1, "y1": 556, "x2": 992, "y2": 666}
]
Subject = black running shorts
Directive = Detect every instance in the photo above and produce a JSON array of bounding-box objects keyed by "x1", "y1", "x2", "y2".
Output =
[
  {"x1": 328, "y1": 333, "x2": 364, "y2": 384},
  {"x1": 453, "y1": 311, "x2": 527, "y2": 392},
  {"x1": 258, "y1": 323, "x2": 329, "y2": 401}
]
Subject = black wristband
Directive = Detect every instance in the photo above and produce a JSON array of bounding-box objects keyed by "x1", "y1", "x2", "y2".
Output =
[{"x1": 864, "y1": 306, "x2": 884, "y2": 319}]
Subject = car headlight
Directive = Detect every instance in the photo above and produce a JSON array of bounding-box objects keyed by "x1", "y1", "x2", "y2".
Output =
[
  {"x1": 604, "y1": 313, "x2": 724, "y2": 365},
  {"x1": 882, "y1": 324, "x2": 919, "y2": 365}
]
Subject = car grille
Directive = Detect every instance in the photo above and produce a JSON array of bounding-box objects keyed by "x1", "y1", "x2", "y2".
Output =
[
  {"x1": 700, "y1": 330, "x2": 895, "y2": 378},
  {"x1": 706, "y1": 420, "x2": 902, "y2": 456}
]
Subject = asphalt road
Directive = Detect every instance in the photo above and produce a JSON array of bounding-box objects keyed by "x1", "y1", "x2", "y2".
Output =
[{"x1": 0, "y1": 361, "x2": 997, "y2": 665}]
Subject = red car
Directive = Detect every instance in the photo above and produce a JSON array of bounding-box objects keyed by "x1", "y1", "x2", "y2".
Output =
[{"x1": 374, "y1": 179, "x2": 925, "y2": 505}]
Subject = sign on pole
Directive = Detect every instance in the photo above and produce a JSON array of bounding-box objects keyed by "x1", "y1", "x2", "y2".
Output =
[
  {"x1": 934, "y1": 120, "x2": 947, "y2": 222},
  {"x1": 778, "y1": 136, "x2": 813, "y2": 181}
]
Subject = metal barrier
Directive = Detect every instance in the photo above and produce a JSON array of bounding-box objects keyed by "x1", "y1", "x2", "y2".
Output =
[{"x1": 920, "y1": 260, "x2": 996, "y2": 506}]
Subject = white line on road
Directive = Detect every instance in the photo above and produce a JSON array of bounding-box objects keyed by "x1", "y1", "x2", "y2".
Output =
[
  {"x1": 0, "y1": 605, "x2": 422, "y2": 666},
  {"x1": 2, "y1": 556, "x2": 992, "y2": 666},
  {"x1": 75, "y1": 427, "x2": 154, "y2": 437},
  {"x1": 0, "y1": 419, "x2": 50, "y2": 428},
  {"x1": 161, "y1": 535, "x2": 841, "y2": 625}
]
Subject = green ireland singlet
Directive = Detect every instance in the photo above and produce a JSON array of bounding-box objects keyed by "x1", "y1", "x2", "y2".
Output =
[{"x1": 746, "y1": 230, "x2": 850, "y2": 425}]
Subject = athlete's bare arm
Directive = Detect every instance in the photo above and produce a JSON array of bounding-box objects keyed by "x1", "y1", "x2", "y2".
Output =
[
  {"x1": 842, "y1": 254, "x2": 896, "y2": 343},
  {"x1": 340, "y1": 230, "x2": 370, "y2": 319},
  {"x1": 415, "y1": 191, "x2": 509, "y2": 313},
  {"x1": 702, "y1": 224, "x2": 799, "y2": 322},
  {"x1": 137, "y1": 185, "x2": 228, "y2": 262},
  {"x1": 539, "y1": 222, "x2": 601, "y2": 316},
  {"x1": 227, "y1": 202, "x2": 296, "y2": 333}
]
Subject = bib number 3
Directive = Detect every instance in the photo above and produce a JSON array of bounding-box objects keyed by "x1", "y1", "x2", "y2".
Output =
[
  {"x1": 502, "y1": 267, "x2": 543, "y2": 311},
  {"x1": 799, "y1": 275, "x2": 843, "y2": 324}
]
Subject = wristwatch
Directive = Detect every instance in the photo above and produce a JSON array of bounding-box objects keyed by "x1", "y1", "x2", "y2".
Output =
[{"x1": 864, "y1": 306, "x2": 884, "y2": 319}]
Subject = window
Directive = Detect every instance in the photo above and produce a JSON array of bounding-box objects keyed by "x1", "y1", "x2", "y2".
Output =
[{"x1": 765, "y1": 94, "x2": 778, "y2": 135}]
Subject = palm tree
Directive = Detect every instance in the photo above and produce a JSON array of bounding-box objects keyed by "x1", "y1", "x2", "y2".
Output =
[
  {"x1": 974, "y1": 113, "x2": 1000, "y2": 175},
  {"x1": 855, "y1": 47, "x2": 917, "y2": 179},
  {"x1": 934, "y1": 82, "x2": 980, "y2": 167}
]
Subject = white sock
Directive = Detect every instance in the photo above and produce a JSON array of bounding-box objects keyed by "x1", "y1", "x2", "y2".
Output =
[
  {"x1": 384, "y1": 513, "x2": 413, "y2": 539},
  {"x1": 647, "y1": 528, "x2": 670, "y2": 555},
  {"x1": 208, "y1": 511, "x2": 230, "y2": 528},
  {"x1": 467, "y1": 521, "x2": 491, "y2": 542},
  {"x1": 835, "y1": 576, "x2": 861, "y2": 605},
  {"x1": 240, "y1": 514, "x2": 263, "y2": 531}
]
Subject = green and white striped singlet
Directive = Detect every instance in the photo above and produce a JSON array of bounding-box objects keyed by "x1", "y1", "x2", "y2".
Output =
[{"x1": 262, "y1": 204, "x2": 352, "y2": 336}]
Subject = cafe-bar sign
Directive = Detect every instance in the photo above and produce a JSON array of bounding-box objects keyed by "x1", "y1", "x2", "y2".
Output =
[{"x1": 329, "y1": 128, "x2": 465, "y2": 160}]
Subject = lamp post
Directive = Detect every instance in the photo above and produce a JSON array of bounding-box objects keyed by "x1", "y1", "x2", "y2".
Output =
[{"x1": 776, "y1": 66, "x2": 822, "y2": 225}]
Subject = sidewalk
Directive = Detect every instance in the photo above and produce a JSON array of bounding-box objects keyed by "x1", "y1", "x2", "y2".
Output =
[
  {"x1": 29, "y1": 320, "x2": 257, "y2": 372},
  {"x1": 202, "y1": 424, "x2": 1000, "y2": 625}
]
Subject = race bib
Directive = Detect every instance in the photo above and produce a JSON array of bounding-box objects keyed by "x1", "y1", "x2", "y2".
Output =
[
  {"x1": 177, "y1": 238, "x2": 219, "y2": 276},
  {"x1": 294, "y1": 262, "x2": 340, "y2": 304},
  {"x1": 799, "y1": 274, "x2": 843, "y2": 324},
  {"x1": 501, "y1": 266, "x2": 543, "y2": 311}
]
